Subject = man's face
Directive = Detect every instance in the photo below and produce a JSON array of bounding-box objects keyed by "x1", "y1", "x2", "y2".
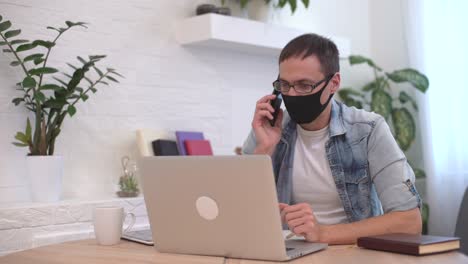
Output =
[{"x1": 278, "y1": 55, "x2": 339, "y2": 105}]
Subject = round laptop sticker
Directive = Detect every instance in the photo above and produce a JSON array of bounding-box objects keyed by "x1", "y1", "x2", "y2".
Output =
[{"x1": 195, "y1": 196, "x2": 219, "y2": 221}]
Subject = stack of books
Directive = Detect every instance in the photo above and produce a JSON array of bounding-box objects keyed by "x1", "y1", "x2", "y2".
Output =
[{"x1": 151, "y1": 130, "x2": 213, "y2": 156}]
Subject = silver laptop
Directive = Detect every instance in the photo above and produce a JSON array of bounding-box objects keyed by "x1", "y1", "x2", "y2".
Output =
[{"x1": 139, "y1": 155, "x2": 327, "y2": 261}]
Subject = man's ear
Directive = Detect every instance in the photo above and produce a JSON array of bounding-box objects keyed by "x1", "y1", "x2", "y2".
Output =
[{"x1": 330, "y1": 73, "x2": 341, "y2": 94}]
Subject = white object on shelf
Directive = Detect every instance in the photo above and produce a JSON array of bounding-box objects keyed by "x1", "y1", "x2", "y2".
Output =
[{"x1": 175, "y1": 14, "x2": 351, "y2": 58}]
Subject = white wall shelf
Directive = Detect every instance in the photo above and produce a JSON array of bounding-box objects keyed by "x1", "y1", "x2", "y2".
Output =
[{"x1": 175, "y1": 14, "x2": 351, "y2": 58}]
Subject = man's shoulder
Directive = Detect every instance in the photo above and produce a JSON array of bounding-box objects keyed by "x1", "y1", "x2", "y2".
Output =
[{"x1": 337, "y1": 100, "x2": 383, "y2": 127}]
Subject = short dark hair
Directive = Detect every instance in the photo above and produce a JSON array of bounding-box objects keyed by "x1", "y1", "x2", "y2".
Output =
[{"x1": 279, "y1": 33, "x2": 339, "y2": 76}]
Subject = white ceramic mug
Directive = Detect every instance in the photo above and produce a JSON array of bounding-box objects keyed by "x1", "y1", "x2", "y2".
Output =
[{"x1": 93, "y1": 206, "x2": 136, "y2": 245}]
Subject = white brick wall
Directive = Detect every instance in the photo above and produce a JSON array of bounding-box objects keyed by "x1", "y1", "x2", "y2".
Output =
[
  {"x1": 0, "y1": 197, "x2": 149, "y2": 255},
  {"x1": 0, "y1": 0, "x2": 373, "y2": 202}
]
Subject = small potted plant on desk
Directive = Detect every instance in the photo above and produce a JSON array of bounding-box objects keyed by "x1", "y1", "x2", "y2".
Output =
[{"x1": 117, "y1": 156, "x2": 140, "y2": 198}]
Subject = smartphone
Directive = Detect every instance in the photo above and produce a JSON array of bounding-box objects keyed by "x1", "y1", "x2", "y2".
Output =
[{"x1": 269, "y1": 89, "x2": 283, "y2": 126}]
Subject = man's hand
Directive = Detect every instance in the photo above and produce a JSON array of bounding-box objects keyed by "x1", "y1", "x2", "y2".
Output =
[
  {"x1": 279, "y1": 203, "x2": 322, "y2": 242},
  {"x1": 252, "y1": 94, "x2": 283, "y2": 156}
]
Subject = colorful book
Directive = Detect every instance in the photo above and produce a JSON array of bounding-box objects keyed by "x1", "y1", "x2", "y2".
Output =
[
  {"x1": 175, "y1": 131, "x2": 204, "y2": 155},
  {"x1": 152, "y1": 139, "x2": 179, "y2": 156},
  {"x1": 357, "y1": 233, "x2": 460, "y2": 256},
  {"x1": 184, "y1": 140, "x2": 213, "y2": 156}
]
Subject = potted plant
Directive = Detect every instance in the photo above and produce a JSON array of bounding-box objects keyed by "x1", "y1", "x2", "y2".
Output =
[
  {"x1": 338, "y1": 55, "x2": 430, "y2": 233},
  {"x1": 221, "y1": 0, "x2": 310, "y2": 22},
  {"x1": 117, "y1": 156, "x2": 140, "y2": 198},
  {"x1": 0, "y1": 15, "x2": 122, "y2": 202}
]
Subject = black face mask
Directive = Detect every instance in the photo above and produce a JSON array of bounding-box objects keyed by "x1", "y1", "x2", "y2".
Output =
[{"x1": 282, "y1": 78, "x2": 334, "y2": 124}]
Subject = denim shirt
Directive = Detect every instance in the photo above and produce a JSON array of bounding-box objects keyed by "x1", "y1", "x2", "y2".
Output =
[{"x1": 243, "y1": 99, "x2": 422, "y2": 223}]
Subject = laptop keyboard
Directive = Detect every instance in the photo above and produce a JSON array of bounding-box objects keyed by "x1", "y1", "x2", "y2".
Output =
[
  {"x1": 127, "y1": 230, "x2": 296, "y2": 251},
  {"x1": 126, "y1": 229, "x2": 153, "y2": 241}
]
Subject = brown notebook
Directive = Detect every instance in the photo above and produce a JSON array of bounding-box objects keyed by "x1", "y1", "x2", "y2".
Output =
[{"x1": 357, "y1": 233, "x2": 460, "y2": 256}]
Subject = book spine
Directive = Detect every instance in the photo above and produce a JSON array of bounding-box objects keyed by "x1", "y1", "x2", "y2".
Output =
[{"x1": 357, "y1": 238, "x2": 420, "y2": 256}]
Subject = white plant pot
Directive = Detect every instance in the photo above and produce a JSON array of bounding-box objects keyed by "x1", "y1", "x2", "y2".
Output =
[
  {"x1": 225, "y1": 0, "x2": 289, "y2": 24},
  {"x1": 26, "y1": 156, "x2": 63, "y2": 202},
  {"x1": 224, "y1": 0, "x2": 284, "y2": 23},
  {"x1": 247, "y1": 0, "x2": 275, "y2": 22}
]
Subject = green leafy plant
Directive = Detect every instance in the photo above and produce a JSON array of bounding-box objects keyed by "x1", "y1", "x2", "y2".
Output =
[
  {"x1": 117, "y1": 156, "x2": 139, "y2": 197},
  {"x1": 339, "y1": 55, "x2": 430, "y2": 233},
  {"x1": 0, "y1": 15, "x2": 122, "y2": 156},
  {"x1": 221, "y1": 0, "x2": 309, "y2": 14},
  {"x1": 118, "y1": 175, "x2": 139, "y2": 196}
]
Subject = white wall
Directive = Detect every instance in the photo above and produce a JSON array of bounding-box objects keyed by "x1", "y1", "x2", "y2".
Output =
[{"x1": 0, "y1": 0, "x2": 378, "y2": 202}]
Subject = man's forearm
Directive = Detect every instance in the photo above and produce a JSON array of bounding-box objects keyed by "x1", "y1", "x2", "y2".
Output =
[
  {"x1": 253, "y1": 146, "x2": 275, "y2": 156},
  {"x1": 319, "y1": 208, "x2": 422, "y2": 245}
]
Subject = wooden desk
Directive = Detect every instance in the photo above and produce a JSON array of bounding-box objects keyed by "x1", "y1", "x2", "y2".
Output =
[{"x1": 1, "y1": 239, "x2": 467, "y2": 264}]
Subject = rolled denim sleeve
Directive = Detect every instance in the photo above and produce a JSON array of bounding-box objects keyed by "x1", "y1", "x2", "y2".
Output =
[
  {"x1": 368, "y1": 117, "x2": 422, "y2": 213},
  {"x1": 242, "y1": 129, "x2": 257, "y2": 155}
]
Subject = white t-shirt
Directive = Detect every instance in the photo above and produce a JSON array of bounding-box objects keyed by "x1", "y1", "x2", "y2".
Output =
[{"x1": 292, "y1": 124, "x2": 348, "y2": 225}]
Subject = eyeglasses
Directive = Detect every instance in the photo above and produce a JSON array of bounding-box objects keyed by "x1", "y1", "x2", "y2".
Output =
[{"x1": 272, "y1": 74, "x2": 335, "y2": 94}]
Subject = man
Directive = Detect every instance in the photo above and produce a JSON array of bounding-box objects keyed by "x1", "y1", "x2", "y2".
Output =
[{"x1": 242, "y1": 34, "x2": 422, "y2": 245}]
